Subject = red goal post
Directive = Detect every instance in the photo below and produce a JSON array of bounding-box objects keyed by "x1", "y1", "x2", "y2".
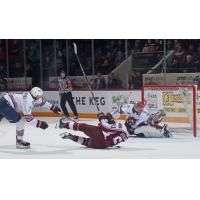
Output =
[{"x1": 141, "y1": 84, "x2": 197, "y2": 137}]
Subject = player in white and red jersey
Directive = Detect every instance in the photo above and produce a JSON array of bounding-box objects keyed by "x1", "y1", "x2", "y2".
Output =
[
  {"x1": 59, "y1": 112, "x2": 129, "y2": 149},
  {"x1": 113, "y1": 101, "x2": 172, "y2": 138},
  {"x1": 119, "y1": 101, "x2": 150, "y2": 129},
  {"x1": 0, "y1": 87, "x2": 61, "y2": 148}
]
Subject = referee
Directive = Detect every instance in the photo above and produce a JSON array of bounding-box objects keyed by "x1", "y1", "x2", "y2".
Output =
[{"x1": 58, "y1": 69, "x2": 78, "y2": 120}]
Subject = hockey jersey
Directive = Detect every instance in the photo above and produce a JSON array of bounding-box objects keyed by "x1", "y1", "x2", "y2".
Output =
[
  {"x1": 4, "y1": 92, "x2": 52, "y2": 127},
  {"x1": 119, "y1": 103, "x2": 150, "y2": 129},
  {"x1": 98, "y1": 119, "x2": 129, "y2": 147}
]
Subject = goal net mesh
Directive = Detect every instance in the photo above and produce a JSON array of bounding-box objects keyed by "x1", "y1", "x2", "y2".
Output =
[{"x1": 142, "y1": 85, "x2": 199, "y2": 137}]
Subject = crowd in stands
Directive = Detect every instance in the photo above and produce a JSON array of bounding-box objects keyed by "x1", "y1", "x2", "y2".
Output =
[
  {"x1": 92, "y1": 72, "x2": 122, "y2": 90},
  {"x1": 166, "y1": 40, "x2": 200, "y2": 73},
  {"x1": 67, "y1": 40, "x2": 126, "y2": 76},
  {"x1": 1, "y1": 39, "x2": 200, "y2": 90}
]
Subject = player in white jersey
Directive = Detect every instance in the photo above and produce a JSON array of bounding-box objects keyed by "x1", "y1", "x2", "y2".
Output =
[
  {"x1": 113, "y1": 101, "x2": 172, "y2": 138},
  {"x1": 0, "y1": 87, "x2": 61, "y2": 148},
  {"x1": 119, "y1": 101, "x2": 150, "y2": 129}
]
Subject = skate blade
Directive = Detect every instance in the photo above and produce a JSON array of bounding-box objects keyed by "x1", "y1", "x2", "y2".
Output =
[
  {"x1": 16, "y1": 145, "x2": 31, "y2": 149},
  {"x1": 59, "y1": 132, "x2": 70, "y2": 139}
]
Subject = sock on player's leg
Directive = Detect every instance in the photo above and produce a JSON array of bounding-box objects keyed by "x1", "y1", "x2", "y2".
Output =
[
  {"x1": 70, "y1": 135, "x2": 89, "y2": 146},
  {"x1": 65, "y1": 122, "x2": 79, "y2": 130}
]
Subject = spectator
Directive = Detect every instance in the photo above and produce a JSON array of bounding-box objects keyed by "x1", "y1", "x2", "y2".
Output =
[
  {"x1": 26, "y1": 63, "x2": 33, "y2": 77},
  {"x1": 0, "y1": 65, "x2": 6, "y2": 77},
  {"x1": 115, "y1": 76, "x2": 123, "y2": 88},
  {"x1": 186, "y1": 54, "x2": 193, "y2": 63},
  {"x1": 142, "y1": 43, "x2": 149, "y2": 53},
  {"x1": 13, "y1": 62, "x2": 24, "y2": 77},
  {"x1": 107, "y1": 73, "x2": 118, "y2": 89},
  {"x1": 114, "y1": 50, "x2": 124, "y2": 66},
  {"x1": 174, "y1": 43, "x2": 184, "y2": 56},
  {"x1": 93, "y1": 72, "x2": 106, "y2": 90},
  {"x1": 166, "y1": 40, "x2": 173, "y2": 50},
  {"x1": 128, "y1": 74, "x2": 134, "y2": 89},
  {"x1": 187, "y1": 43, "x2": 195, "y2": 55},
  {"x1": 27, "y1": 45, "x2": 40, "y2": 63},
  {"x1": 133, "y1": 40, "x2": 142, "y2": 52},
  {"x1": 149, "y1": 43, "x2": 156, "y2": 53},
  {"x1": 133, "y1": 71, "x2": 143, "y2": 89},
  {"x1": 181, "y1": 54, "x2": 194, "y2": 73}
]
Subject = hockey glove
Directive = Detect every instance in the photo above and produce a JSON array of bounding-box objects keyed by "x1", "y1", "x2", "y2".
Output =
[
  {"x1": 50, "y1": 105, "x2": 62, "y2": 114},
  {"x1": 105, "y1": 112, "x2": 116, "y2": 125},
  {"x1": 97, "y1": 112, "x2": 105, "y2": 122},
  {"x1": 37, "y1": 120, "x2": 49, "y2": 130}
]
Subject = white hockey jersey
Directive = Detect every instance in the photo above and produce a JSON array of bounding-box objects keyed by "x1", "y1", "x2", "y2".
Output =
[
  {"x1": 119, "y1": 103, "x2": 151, "y2": 129},
  {"x1": 4, "y1": 92, "x2": 52, "y2": 127}
]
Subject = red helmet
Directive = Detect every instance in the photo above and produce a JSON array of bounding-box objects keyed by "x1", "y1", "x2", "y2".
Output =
[{"x1": 134, "y1": 101, "x2": 145, "y2": 113}]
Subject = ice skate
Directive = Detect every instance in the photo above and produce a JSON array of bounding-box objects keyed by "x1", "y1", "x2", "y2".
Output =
[
  {"x1": 59, "y1": 132, "x2": 73, "y2": 139},
  {"x1": 73, "y1": 116, "x2": 79, "y2": 120},
  {"x1": 61, "y1": 116, "x2": 71, "y2": 123},
  {"x1": 161, "y1": 124, "x2": 173, "y2": 138},
  {"x1": 16, "y1": 136, "x2": 31, "y2": 149},
  {"x1": 59, "y1": 118, "x2": 66, "y2": 128}
]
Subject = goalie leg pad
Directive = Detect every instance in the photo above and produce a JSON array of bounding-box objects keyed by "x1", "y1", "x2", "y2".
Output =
[{"x1": 134, "y1": 125, "x2": 164, "y2": 138}]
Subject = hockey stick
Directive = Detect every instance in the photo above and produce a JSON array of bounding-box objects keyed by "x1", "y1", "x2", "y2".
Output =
[{"x1": 73, "y1": 43, "x2": 100, "y2": 112}]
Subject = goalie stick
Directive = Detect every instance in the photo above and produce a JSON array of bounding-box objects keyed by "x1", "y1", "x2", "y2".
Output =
[{"x1": 73, "y1": 43, "x2": 100, "y2": 112}]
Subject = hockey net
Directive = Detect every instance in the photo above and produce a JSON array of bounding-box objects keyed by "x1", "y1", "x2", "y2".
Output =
[{"x1": 141, "y1": 84, "x2": 199, "y2": 137}]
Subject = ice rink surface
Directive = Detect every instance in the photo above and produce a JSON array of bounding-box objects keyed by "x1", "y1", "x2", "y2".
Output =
[{"x1": 0, "y1": 117, "x2": 200, "y2": 159}]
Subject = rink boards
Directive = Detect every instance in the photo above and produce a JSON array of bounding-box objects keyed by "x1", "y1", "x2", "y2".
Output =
[
  {"x1": 1, "y1": 90, "x2": 199, "y2": 123},
  {"x1": 33, "y1": 90, "x2": 199, "y2": 124}
]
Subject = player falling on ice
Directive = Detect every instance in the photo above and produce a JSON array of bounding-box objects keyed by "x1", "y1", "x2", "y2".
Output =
[
  {"x1": 112, "y1": 101, "x2": 172, "y2": 138},
  {"x1": 59, "y1": 112, "x2": 129, "y2": 149},
  {"x1": 0, "y1": 87, "x2": 61, "y2": 149}
]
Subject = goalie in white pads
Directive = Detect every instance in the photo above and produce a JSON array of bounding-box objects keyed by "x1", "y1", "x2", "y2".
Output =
[{"x1": 112, "y1": 101, "x2": 172, "y2": 138}]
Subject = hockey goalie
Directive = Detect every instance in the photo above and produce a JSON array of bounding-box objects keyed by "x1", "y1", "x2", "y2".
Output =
[
  {"x1": 112, "y1": 101, "x2": 173, "y2": 138},
  {"x1": 59, "y1": 112, "x2": 129, "y2": 148}
]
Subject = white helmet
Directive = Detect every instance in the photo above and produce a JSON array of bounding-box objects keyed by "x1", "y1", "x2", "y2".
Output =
[{"x1": 30, "y1": 87, "x2": 43, "y2": 99}]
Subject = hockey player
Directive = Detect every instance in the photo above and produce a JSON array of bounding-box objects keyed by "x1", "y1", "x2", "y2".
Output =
[
  {"x1": 0, "y1": 87, "x2": 61, "y2": 148},
  {"x1": 125, "y1": 115, "x2": 172, "y2": 138},
  {"x1": 113, "y1": 101, "x2": 151, "y2": 129},
  {"x1": 59, "y1": 112, "x2": 129, "y2": 149},
  {"x1": 113, "y1": 101, "x2": 172, "y2": 138}
]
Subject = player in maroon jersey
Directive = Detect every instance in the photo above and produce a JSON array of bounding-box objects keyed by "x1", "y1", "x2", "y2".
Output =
[{"x1": 59, "y1": 112, "x2": 129, "y2": 149}]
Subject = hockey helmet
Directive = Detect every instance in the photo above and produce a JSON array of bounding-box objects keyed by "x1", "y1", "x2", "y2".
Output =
[
  {"x1": 30, "y1": 87, "x2": 44, "y2": 99},
  {"x1": 134, "y1": 101, "x2": 145, "y2": 113}
]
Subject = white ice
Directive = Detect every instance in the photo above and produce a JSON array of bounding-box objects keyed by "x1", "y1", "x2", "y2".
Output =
[{"x1": 0, "y1": 117, "x2": 200, "y2": 158}]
